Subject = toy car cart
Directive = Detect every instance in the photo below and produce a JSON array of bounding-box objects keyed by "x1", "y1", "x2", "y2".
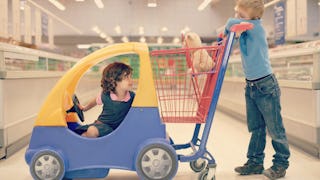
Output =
[{"x1": 25, "y1": 24, "x2": 252, "y2": 180}]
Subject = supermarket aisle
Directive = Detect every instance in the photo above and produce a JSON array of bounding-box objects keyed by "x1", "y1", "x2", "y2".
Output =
[{"x1": 0, "y1": 110, "x2": 319, "y2": 180}]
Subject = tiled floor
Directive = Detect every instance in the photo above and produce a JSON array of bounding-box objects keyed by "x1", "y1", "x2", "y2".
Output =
[{"x1": 0, "y1": 110, "x2": 319, "y2": 180}]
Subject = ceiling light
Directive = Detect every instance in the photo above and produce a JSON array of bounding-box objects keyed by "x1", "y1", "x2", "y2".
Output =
[
  {"x1": 140, "y1": 37, "x2": 146, "y2": 43},
  {"x1": 94, "y1": 0, "x2": 104, "y2": 9},
  {"x1": 264, "y1": 0, "x2": 283, "y2": 8},
  {"x1": 28, "y1": 0, "x2": 82, "y2": 34},
  {"x1": 198, "y1": 0, "x2": 211, "y2": 11},
  {"x1": 180, "y1": 26, "x2": 191, "y2": 34},
  {"x1": 99, "y1": 33, "x2": 107, "y2": 39},
  {"x1": 20, "y1": 0, "x2": 26, "y2": 10},
  {"x1": 105, "y1": 37, "x2": 114, "y2": 44},
  {"x1": 105, "y1": 36, "x2": 112, "y2": 41},
  {"x1": 172, "y1": 37, "x2": 180, "y2": 44},
  {"x1": 77, "y1": 44, "x2": 91, "y2": 49},
  {"x1": 148, "y1": 0, "x2": 157, "y2": 7},
  {"x1": 139, "y1": 26, "x2": 144, "y2": 35},
  {"x1": 115, "y1": 25, "x2": 122, "y2": 35},
  {"x1": 121, "y1": 36, "x2": 129, "y2": 43},
  {"x1": 48, "y1": 0, "x2": 66, "y2": 11},
  {"x1": 161, "y1": 27, "x2": 168, "y2": 32},
  {"x1": 75, "y1": 0, "x2": 85, "y2": 2},
  {"x1": 91, "y1": 26, "x2": 101, "y2": 33},
  {"x1": 157, "y1": 37, "x2": 163, "y2": 44}
]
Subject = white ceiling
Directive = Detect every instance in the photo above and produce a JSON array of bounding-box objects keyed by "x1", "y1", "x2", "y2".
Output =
[{"x1": 28, "y1": 0, "x2": 235, "y2": 38}]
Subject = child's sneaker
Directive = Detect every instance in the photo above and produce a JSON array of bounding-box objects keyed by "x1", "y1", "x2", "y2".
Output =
[
  {"x1": 234, "y1": 162, "x2": 264, "y2": 175},
  {"x1": 263, "y1": 166, "x2": 286, "y2": 179}
]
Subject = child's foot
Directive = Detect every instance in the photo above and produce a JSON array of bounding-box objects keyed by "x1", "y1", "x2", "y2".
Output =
[
  {"x1": 263, "y1": 166, "x2": 286, "y2": 179},
  {"x1": 234, "y1": 162, "x2": 264, "y2": 175}
]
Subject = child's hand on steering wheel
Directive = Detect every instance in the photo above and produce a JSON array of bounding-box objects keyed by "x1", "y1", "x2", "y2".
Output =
[{"x1": 78, "y1": 104, "x2": 85, "y2": 111}]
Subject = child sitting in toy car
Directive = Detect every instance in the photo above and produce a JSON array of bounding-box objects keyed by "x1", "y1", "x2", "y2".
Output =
[{"x1": 75, "y1": 62, "x2": 135, "y2": 138}]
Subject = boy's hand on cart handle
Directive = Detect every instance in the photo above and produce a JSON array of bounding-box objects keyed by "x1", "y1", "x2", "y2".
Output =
[
  {"x1": 230, "y1": 22, "x2": 254, "y2": 33},
  {"x1": 217, "y1": 33, "x2": 225, "y2": 42},
  {"x1": 235, "y1": 31, "x2": 242, "y2": 38}
]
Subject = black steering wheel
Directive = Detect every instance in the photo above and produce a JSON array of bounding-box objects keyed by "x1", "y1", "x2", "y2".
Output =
[{"x1": 66, "y1": 94, "x2": 84, "y2": 122}]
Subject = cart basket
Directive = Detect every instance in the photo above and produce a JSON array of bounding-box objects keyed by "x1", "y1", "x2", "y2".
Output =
[{"x1": 150, "y1": 43, "x2": 226, "y2": 123}]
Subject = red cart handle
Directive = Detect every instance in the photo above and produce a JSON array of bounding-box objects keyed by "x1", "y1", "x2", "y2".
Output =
[{"x1": 230, "y1": 23, "x2": 254, "y2": 32}]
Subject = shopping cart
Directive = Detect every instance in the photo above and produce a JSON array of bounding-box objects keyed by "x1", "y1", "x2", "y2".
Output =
[
  {"x1": 150, "y1": 23, "x2": 253, "y2": 179},
  {"x1": 24, "y1": 23, "x2": 252, "y2": 180}
]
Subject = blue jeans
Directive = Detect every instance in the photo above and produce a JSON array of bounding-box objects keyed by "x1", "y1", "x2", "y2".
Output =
[{"x1": 245, "y1": 74, "x2": 290, "y2": 169}]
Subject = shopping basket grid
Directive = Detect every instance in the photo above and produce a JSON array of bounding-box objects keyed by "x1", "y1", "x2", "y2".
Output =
[{"x1": 151, "y1": 45, "x2": 225, "y2": 123}]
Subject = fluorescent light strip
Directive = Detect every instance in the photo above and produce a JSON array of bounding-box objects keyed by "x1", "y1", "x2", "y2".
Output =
[
  {"x1": 92, "y1": 25, "x2": 113, "y2": 44},
  {"x1": 27, "y1": 0, "x2": 82, "y2": 34},
  {"x1": 115, "y1": 25, "x2": 122, "y2": 35},
  {"x1": 99, "y1": 33, "x2": 106, "y2": 39},
  {"x1": 161, "y1": 26, "x2": 168, "y2": 32},
  {"x1": 181, "y1": 26, "x2": 190, "y2": 34},
  {"x1": 91, "y1": 26, "x2": 101, "y2": 33},
  {"x1": 157, "y1": 37, "x2": 163, "y2": 44},
  {"x1": 121, "y1": 36, "x2": 129, "y2": 43},
  {"x1": 148, "y1": 0, "x2": 157, "y2": 7},
  {"x1": 94, "y1": 0, "x2": 104, "y2": 9},
  {"x1": 48, "y1": 0, "x2": 66, "y2": 11},
  {"x1": 106, "y1": 37, "x2": 114, "y2": 43},
  {"x1": 198, "y1": 0, "x2": 211, "y2": 11},
  {"x1": 139, "y1": 26, "x2": 144, "y2": 35},
  {"x1": 148, "y1": 3, "x2": 157, "y2": 7},
  {"x1": 264, "y1": 0, "x2": 283, "y2": 8},
  {"x1": 140, "y1": 37, "x2": 146, "y2": 43},
  {"x1": 20, "y1": 1, "x2": 26, "y2": 10},
  {"x1": 77, "y1": 44, "x2": 91, "y2": 49},
  {"x1": 172, "y1": 37, "x2": 180, "y2": 44}
]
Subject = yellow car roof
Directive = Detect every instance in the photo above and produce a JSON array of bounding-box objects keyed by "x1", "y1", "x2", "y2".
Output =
[{"x1": 35, "y1": 42, "x2": 157, "y2": 127}]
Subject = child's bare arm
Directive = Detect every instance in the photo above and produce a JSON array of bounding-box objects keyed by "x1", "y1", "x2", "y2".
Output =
[{"x1": 79, "y1": 98, "x2": 97, "y2": 112}]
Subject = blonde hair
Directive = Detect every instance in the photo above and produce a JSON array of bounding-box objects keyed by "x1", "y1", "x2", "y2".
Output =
[{"x1": 236, "y1": 0, "x2": 264, "y2": 19}]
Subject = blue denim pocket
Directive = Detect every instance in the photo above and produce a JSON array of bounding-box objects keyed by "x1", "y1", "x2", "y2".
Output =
[{"x1": 256, "y1": 77, "x2": 276, "y2": 95}]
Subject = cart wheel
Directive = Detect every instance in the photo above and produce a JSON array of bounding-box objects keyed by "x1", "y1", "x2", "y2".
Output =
[
  {"x1": 198, "y1": 168, "x2": 215, "y2": 180},
  {"x1": 190, "y1": 159, "x2": 207, "y2": 172},
  {"x1": 30, "y1": 150, "x2": 65, "y2": 180},
  {"x1": 136, "y1": 143, "x2": 178, "y2": 180}
]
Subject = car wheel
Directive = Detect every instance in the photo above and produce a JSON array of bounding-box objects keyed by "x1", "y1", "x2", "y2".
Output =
[
  {"x1": 136, "y1": 143, "x2": 178, "y2": 180},
  {"x1": 30, "y1": 150, "x2": 65, "y2": 180}
]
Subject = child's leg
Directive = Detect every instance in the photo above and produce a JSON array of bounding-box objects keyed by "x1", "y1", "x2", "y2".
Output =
[
  {"x1": 74, "y1": 124, "x2": 89, "y2": 135},
  {"x1": 259, "y1": 91, "x2": 290, "y2": 169},
  {"x1": 245, "y1": 85, "x2": 266, "y2": 165},
  {"x1": 255, "y1": 75, "x2": 290, "y2": 169},
  {"x1": 82, "y1": 125, "x2": 99, "y2": 138}
]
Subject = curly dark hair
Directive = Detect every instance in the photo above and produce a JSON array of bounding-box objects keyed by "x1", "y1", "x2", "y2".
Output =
[{"x1": 101, "y1": 62, "x2": 133, "y2": 94}]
